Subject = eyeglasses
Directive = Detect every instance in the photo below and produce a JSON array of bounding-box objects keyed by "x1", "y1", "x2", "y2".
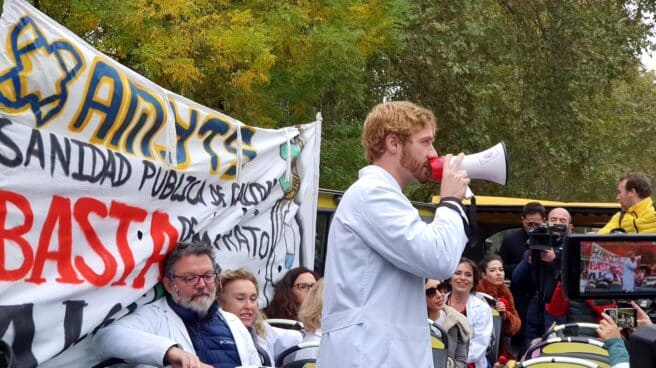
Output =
[
  {"x1": 294, "y1": 283, "x2": 315, "y2": 292},
  {"x1": 171, "y1": 272, "x2": 218, "y2": 286},
  {"x1": 425, "y1": 285, "x2": 448, "y2": 297}
]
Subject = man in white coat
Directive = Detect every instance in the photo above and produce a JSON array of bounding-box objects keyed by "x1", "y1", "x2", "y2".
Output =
[
  {"x1": 318, "y1": 101, "x2": 471, "y2": 368},
  {"x1": 622, "y1": 253, "x2": 638, "y2": 292},
  {"x1": 95, "y1": 242, "x2": 260, "y2": 368}
]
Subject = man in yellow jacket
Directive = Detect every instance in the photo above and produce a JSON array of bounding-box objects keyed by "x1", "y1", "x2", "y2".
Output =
[{"x1": 598, "y1": 172, "x2": 656, "y2": 234}]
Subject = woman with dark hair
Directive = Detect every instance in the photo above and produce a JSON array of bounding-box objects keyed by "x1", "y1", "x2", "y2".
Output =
[
  {"x1": 477, "y1": 255, "x2": 521, "y2": 359},
  {"x1": 426, "y1": 279, "x2": 471, "y2": 368},
  {"x1": 446, "y1": 258, "x2": 493, "y2": 368},
  {"x1": 264, "y1": 267, "x2": 318, "y2": 320}
]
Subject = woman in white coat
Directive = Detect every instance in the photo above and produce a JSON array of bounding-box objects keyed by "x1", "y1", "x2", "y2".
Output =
[
  {"x1": 219, "y1": 268, "x2": 302, "y2": 366},
  {"x1": 446, "y1": 258, "x2": 493, "y2": 368}
]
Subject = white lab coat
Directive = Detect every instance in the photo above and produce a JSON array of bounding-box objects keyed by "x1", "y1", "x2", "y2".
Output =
[
  {"x1": 94, "y1": 298, "x2": 261, "y2": 367},
  {"x1": 462, "y1": 295, "x2": 493, "y2": 368},
  {"x1": 623, "y1": 258, "x2": 637, "y2": 291},
  {"x1": 254, "y1": 323, "x2": 302, "y2": 365},
  {"x1": 292, "y1": 329, "x2": 321, "y2": 361},
  {"x1": 318, "y1": 165, "x2": 469, "y2": 368}
]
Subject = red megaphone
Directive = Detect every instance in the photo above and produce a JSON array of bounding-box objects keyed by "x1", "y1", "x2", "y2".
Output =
[
  {"x1": 428, "y1": 157, "x2": 444, "y2": 182},
  {"x1": 427, "y1": 143, "x2": 508, "y2": 185},
  {"x1": 429, "y1": 143, "x2": 508, "y2": 199}
]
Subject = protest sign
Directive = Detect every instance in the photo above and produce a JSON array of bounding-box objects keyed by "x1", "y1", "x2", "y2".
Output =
[{"x1": 0, "y1": 0, "x2": 321, "y2": 366}]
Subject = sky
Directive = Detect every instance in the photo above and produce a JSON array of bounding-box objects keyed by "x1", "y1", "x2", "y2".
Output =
[
  {"x1": 639, "y1": 9, "x2": 656, "y2": 71},
  {"x1": 641, "y1": 38, "x2": 656, "y2": 71},
  {"x1": 641, "y1": 51, "x2": 655, "y2": 70}
]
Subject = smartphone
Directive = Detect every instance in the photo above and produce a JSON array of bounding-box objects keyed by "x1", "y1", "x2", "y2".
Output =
[{"x1": 603, "y1": 307, "x2": 637, "y2": 328}]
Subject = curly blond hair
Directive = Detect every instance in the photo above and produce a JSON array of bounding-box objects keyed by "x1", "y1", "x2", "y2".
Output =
[
  {"x1": 297, "y1": 279, "x2": 324, "y2": 332},
  {"x1": 362, "y1": 101, "x2": 436, "y2": 164}
]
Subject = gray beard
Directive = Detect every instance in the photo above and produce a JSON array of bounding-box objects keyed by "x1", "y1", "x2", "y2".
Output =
[{"x1": 175, "y1": 288, "x2": 216, "y2": 317}]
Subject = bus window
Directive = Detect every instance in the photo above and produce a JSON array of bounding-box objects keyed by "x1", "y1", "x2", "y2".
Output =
[
  {"x1": 485, "y1": 230, "x2": 508, "y2": 255},
  {"x1": 314, "y1": 211, "x2": 332, "y2": 276},
  {"x1": 313, "y1": 190, "x2": 617, "y2": 274}
]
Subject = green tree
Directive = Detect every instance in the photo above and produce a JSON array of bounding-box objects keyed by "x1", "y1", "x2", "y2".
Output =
[
  {"x1": 16, "y1": 0, "x2": 406, "y2": 192},
  {"x1": 391, "y1": 0, "x2": 656, "y2": 201},
  {"x1": 24, "y1": 0, "x2": 406, "y2": 128},
  {"x1": 6, "y1": 0, "x2": 656, "y2": 201},
  {"x1": 321, "y1": 119, "x2": 366, "y2": 189}
]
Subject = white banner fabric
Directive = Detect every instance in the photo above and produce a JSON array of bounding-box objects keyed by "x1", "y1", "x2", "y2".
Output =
[{"x1": 0, "y1": 0, "x2": 321, "y2": 366}]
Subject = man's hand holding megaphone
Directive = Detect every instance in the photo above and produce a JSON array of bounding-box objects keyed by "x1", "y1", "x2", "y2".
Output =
[
  {"x1": 428, "y1": 143, "x2": 508, "y2": 247},
  {"x1": 432, "y1": 153, "x2": 471, "y2": 201},
  {"x1": 429, "y1": 153, "x2": 473, "y2": 241},
  {"x1": 429, "y1": 143, "x2": 509, "y2": 199}
]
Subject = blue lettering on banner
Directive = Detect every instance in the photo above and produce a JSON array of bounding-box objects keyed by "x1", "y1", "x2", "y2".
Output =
[
  {"x1": 0, "y1": 15, "x2": 263, "y2": 176},
  {"x1": 0, "y1": 16, "x2": 84, "y2": 127},
  {"x1": 70, "y1": 59, "x2": 127, "y2": 143}
]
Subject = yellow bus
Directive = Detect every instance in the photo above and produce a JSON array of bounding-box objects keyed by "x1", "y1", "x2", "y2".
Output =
[{"x1": 313, "y1": 188, "x2": 619, "y2": 274}]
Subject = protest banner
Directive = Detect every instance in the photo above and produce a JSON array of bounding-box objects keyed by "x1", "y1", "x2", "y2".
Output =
[
  {"x1": 0, "y1": 0, "x2": 321, "y2": 366},
  {"x1": 587, "y1": 242, "x2": 625, "y2": 285}
]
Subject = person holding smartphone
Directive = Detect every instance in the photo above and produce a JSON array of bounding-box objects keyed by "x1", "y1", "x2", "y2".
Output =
[
  {"x1": 597, "y1": 313, "x2": 629, "y2": 368},
  {"x1": 598, "y1": 301, "x2": 654, "y2": 368}
]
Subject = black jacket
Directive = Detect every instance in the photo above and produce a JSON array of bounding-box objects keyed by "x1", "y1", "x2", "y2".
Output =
[{"x1": 499, "y1": 228, "x2": 529, "y2": 278}]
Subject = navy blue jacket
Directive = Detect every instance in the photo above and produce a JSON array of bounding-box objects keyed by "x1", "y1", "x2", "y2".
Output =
[{"x1": 168, "y1": 296, "x2": 241, "y2": 368}]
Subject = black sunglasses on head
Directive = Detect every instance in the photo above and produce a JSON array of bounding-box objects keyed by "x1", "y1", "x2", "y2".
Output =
[{"x1": 425, "y1": 285, "x2": 448, "y2": 297}]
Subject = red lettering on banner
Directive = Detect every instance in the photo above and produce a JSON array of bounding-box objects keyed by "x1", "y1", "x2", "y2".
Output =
[
  {"x1": 0, "y1": 189, "x2": 180, "y2": 288},
  {"x1": 132, "y1": 211, "x2": 179, "y2": 288},
  {"x1": 26, "y1": 196, "x2": 83, "y2": 285},
  {"x1": 109, "y1": 202, "x2": 147, "y2": 286},
  {"x1": 74, "y1": 197, "x2": 117, "y2": 286},
  {"x1": 0, "y1": 190, "x2": 34, "y2": 280},
  {"x1": 588, "y1": 261, "x2": 610, "y2": 272}
]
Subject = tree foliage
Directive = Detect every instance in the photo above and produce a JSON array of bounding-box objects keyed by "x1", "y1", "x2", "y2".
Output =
[
  {"x1": 391, "y1": 0, "x2": 656, "y2": 201},
  {"x1": 5, "y1": 0, "x2": 656, "y2": 201},
  {"x1": 25, "y1": 0, "x2": 406, "y2": 128}
]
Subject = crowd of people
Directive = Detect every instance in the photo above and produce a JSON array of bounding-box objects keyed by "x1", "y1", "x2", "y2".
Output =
[
  {"x1": 95, "y1": 242, "x2": 324, "y2": 368},
  {"x1": 90, "y1": 101, "x2": 655, "y2": 368},
  {"x1": 494, "y1": 173, "x2": 656, "y2": 366}
]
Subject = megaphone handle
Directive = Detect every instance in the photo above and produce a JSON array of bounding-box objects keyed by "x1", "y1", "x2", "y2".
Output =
[{"x1": 465, "y1": 186, "x2": 474, "y2": 199}]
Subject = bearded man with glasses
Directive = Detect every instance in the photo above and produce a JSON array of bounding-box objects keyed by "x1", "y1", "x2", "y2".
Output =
[{"x1": 95, "y1": 242, "x2": 261, "y2": 368}]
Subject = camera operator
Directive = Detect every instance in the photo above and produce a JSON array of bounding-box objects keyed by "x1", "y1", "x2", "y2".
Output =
[
  {"x1": 500, "y1": 202, "x2": 546, "y2": 279},
  {"x1": 511, "y1": 208, "x2": 571, "y2": 349},
  {"x1": 502, "y1": 202, "x2": 545, "y2": 355}
]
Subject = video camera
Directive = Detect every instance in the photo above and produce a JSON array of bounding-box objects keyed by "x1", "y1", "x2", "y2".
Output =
[{"x1": 527, "y1": 222, "x2": 568, "y2": 250}]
